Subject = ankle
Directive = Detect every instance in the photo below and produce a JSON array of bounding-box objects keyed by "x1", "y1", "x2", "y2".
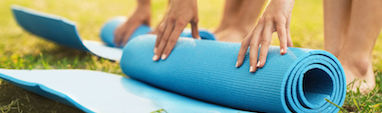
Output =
[
  {"x1": 324, "y1": 46, "x2": 340, "y2": 57},
  {"x1": 214, "y1": 27, "x2": 249, "y2": 42},
  {"x1": 339, "y1": 54, "x2": 372, "y2": 77},
  {"x1": 215, "y1": 25, "x2": 249, "y2": 35}
]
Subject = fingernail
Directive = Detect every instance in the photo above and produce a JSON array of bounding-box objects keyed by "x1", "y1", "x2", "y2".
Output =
[
  {"x1": 235, "y1": 62, "x2": 239, "y2": 67},
  {"x1": 161, "y1": 54, "x2": 167, "y2": 60},
  {"x1": 257, "y1": 61, "x2": 261, "y2": 67},
  {"x1": 281, "y1": 49, "x2": 285, "y2": 54},
  {"x1": 249, "y1": 66, "x2": 255, "y2": 72},
  {"x1": 152, "y1": 55, "x2": 159, "y2": 61}
]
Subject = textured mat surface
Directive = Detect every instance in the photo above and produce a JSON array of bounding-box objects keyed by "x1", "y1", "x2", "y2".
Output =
[
  {"x1": 121, "y1": 35, "x2": 346, "y2": 112},
  {"x1": 12, "y1": 5, "x2": 215, "y2": 61},
  {"x1": 0, "y1": 69, "x2": 248, "y2": 113}
]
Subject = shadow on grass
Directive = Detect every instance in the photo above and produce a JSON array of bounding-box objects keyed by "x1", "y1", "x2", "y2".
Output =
[{"x1": 36, "y1": 42, "x2": 91, "y2": 61}]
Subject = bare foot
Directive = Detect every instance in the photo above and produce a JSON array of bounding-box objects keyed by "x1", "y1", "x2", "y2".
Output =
[
  {"x1": 338, "y1": 54, "x2": 376, "y2": 93},
  {"x1": 214, "y1": 28, "x2": 248, "y2": 42}
]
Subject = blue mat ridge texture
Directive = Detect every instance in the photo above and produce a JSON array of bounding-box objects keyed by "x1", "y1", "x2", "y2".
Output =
[
  {"x1": 5, "y1": 5, "x2": 347, "y2": 113},
  {"x1": 121, "y1": 35, "x2": 346, "y2": 112}
]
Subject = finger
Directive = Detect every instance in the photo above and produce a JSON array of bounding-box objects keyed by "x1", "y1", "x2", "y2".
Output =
[
  {"x1": 121, "y1": 23, "x2": 141, "y2": 47},
  {"x1": 154, "y1": 20, "x2": 167, "y2": 53},
  {"x1": 258, "y1": 35, "x2": 271, "y2": 68},
  {"x1": 161, "y1": 20, "x2": 188, "y2": 60},
  {"x1": 275, "y1": 17, "x2": 287, "y2": 55},
  {"x1": 248, "y1": 21, "x2": 266, "y2": 72},
  {"x1": 190, "y1": 19, "x2": 200, "y2": 39},
  {"x1": 249, "y1": 34, "x2": 260, "y2": 73},
  {"x1": 153, "y1": 22, "x2": 175, "y2": 61},
  {"x1": 236, "y1": 35, "x2": 251, "y2": 68},
  {"x1": 236, "y1": 22, "x2": 264, "y2": 68},
  {"x1": 257, "y1": 20, "x2": 273, "y2": 68},
  {"x1": 286, "y1": 16, "x2": 293, "y2": 47}
]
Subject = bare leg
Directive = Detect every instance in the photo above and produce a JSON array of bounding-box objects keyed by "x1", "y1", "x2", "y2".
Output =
[
  {"x1": 215, "y1": 0, "x2": 267, "y2": 42},
  {"x1": 323, "y1": 0, "x2": 351, "y2": 56},
  {"x1": 339, "y1": 0, "x2": 382, "y2": 93}
]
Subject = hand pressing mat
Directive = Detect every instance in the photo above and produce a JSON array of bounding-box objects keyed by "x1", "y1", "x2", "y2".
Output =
[
  {"x1": 0, "y1": 69, "x2": 247, "y2": 113},
  {"x1": 11, "y1": 5, "x2": 215, "y2": 61}
]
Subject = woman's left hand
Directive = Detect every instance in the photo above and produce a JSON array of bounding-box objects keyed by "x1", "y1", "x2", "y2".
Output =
[
  {"x1": 114, "y1": 0, "x2": 151, "y2": 47},
  {"x1": 152, "y1": 0, "x2": 200, "y2": 61}
]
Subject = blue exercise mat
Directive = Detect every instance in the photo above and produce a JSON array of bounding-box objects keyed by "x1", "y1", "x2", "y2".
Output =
[
  {"x1": 11, "y1": 5, "x2": 215, "y2": 61},
  {"x1": 0, "y1": 69, "x2": 248, "y2": 113},
  {"x1": 5, "y1": 5, "x2": 347, "y2": 113},
  {"x1": 121, "y1": 35, "x2": 346, "y2": 112}
]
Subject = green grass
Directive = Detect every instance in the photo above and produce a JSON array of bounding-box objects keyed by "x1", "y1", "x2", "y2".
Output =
[{"x1": 0, "y1": 0, "x2": 381, "y2": 112}]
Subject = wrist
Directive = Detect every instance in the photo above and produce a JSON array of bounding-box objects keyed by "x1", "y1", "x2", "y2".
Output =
[
  {"x1": 137, "y1": 5, "x2": 150, "y2": 15},
  {"x1": 137, "y1": 0, "x2": 151, "y2": 9}
]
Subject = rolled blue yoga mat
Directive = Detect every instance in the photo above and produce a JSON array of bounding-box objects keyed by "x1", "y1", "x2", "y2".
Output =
[
  {"x1": 100, "y1": 17, "x2": 216, "y2": 47},
  {"x1": 6, "y1": 5, "x2": 347, "y2": 113},
  {"x1": 121, "y1": 35, "x2": 346, "y2": 112}
]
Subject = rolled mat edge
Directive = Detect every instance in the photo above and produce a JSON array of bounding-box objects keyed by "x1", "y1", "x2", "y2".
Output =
[{"x1": 120, "y1": 35, "x2": 346, "y2": 112}]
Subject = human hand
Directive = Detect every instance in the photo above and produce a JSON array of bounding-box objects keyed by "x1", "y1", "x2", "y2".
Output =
[
  {"x1": 236, "y1": 0, "x2": 294, "y2": 72},
  {"x1": 152, "y1": 0, "x2": 200, "y2": 61},
  {"x1": 114, "y1": 0, "x2": 151, "y2": 47}
]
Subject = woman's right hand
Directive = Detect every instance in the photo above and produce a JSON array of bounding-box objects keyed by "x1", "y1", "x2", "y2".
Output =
[
  {"x1": 114, "y1": 0, "x2": 151, "y2": 47},
  {"x1": 236, "y1": 0, "x2": 294, "y2": 73}
]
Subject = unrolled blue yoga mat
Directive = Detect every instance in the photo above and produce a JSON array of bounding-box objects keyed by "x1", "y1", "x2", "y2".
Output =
[
  {"x1": 0, "y1": 69, "x2": 248, "y2": 113},
  {"x1": 11, "y1": 5, "x2": 215, "y2": 61},
  {"x1": 2, "y1": 5, "x2": 347, "y2": 113}
]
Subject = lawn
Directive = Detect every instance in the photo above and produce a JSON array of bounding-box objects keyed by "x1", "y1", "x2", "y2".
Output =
[{"x1": 0, "y1": 0, "x2": 381, "y2": 112}]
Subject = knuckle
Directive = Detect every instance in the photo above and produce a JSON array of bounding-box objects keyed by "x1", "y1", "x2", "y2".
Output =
[
  {"x1": 176, "y1": 21, "x2": 186, "y2": 26},
  {"x1": 276, "y1": 17, "x2": 286, "y2": 24},
  {"x1": 162, "y1": 38, "x2": 169, "y2": 42},
  {"x1": 251, "y1": 38, "x2": 260, "y2": 45},
  {"x1": 169, "y1": 39, "x2": 177, "y2": 45},
  {"x1": 276, "y1": 25, "x2": 284, "y2": 31},
  {"x1": 264, "y1": 16, "x2": 273, "y2": 21},
  {"x1": 259, "y1": 18, "x2": 265, "y2": 23},
  {"x1": 250, "y1": 42, "x2": 257, "y2": 48},
  {"x1": 169, "y1": 16, "x2": 177, "y2": 22},
  {"x1": 262, "y1": 39, "x2": 271, "y2": 45},
  {"x1": 157, "y1": 27, "x2": 164, "y2": 33}
]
